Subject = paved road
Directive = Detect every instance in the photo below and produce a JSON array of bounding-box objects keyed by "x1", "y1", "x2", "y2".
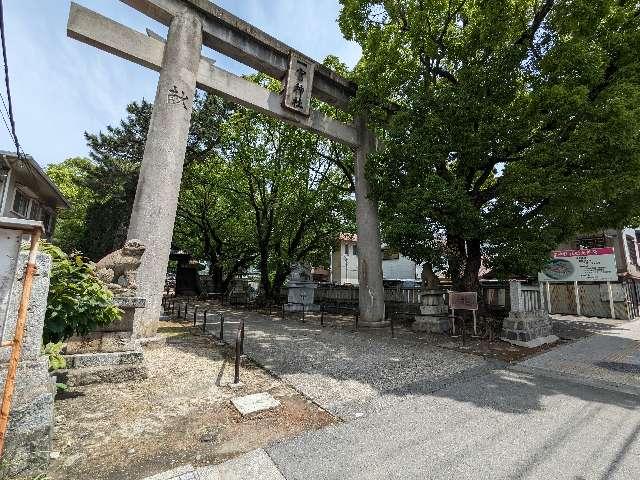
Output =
[{"x1": 267, "y1": 369, "x2": 640, "y2": 479}]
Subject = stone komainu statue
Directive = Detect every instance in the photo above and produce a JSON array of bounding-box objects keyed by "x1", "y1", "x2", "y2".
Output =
[{"x1": 95, "y1": 239, "x2": 146, "y2": 296}]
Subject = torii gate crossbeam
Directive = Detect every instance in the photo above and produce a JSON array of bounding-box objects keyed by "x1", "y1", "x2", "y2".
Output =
[{"x1": 67, "y1": 0, "x2": 387, "y2": 337}]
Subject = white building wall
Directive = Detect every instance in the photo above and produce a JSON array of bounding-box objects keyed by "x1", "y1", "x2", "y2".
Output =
[
  {"x1": 330, "y1": 240, "x2": 417, "y2": 284},
  {"x1": 382, "y1": 255, "x2": 418, "y2": 281}
]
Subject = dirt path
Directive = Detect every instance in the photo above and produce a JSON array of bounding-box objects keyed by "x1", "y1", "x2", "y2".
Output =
[{"x1": 48, "y1": 321, "x2": 334, "y2": 480}]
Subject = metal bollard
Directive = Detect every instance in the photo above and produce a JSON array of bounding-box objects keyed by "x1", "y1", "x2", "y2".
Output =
[
  {"x1": 355, "y1": 310, "x2": 359, "y2": 331},
  {"x1": 240, "y1": 319, "x2": 245, "y2": 356},
  {"x1": 234, "y1": 329, "x2": 241, "y2": 384},
  {"x1": 202, "y1": 310, "x2": 208, "y2": 332},
  {"x1": 219, "y1": 314, "x2": 224, "y2": 340}
]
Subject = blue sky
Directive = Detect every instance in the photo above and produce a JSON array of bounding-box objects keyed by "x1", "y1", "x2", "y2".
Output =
[{"x1": 0, "y1": 0, "x2": 361, "y2": 167}]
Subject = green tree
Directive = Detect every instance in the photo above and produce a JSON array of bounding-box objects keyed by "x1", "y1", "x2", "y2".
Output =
[
  {"x1": 339, "y1": 0, "x2": 640, "y2": 290},
  {"x1": 45, "y1": 157, "x2": 94, "y2": 253},
  {"x1": 174, "y1": 156, "x2": 257, "y2": 293},
  {"x1": 221, "y1": 101, "x2": 353, "y2": 299},
  {"x1": 77, "y1": 95, "x2": 229, "y2": 260}
]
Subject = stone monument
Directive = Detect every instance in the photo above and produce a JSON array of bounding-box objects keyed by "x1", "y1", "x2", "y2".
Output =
[
  {"x1": 61, "y1": 242, "x2": 148, "y2": 386},
  {"x1": 284, "y1": 263, "x2": 319, "y2": 312},
  {"x1": 501, "y1": 280, "x2": 558, "y2": 347},
  {"x1": 413, "y1": 265, "x2": 449, "y2": 333},
  {"x1": 0, "y1": 222, "x2": 55, "y2": 475}
]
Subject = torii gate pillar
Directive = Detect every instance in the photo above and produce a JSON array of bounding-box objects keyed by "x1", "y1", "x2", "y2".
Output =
[
  {"x1": 355, "y1": 116, "x2": 386, "y2": 326},
  {"x1": 127, "y1": 10, "x2": 202, "y2": 337}
]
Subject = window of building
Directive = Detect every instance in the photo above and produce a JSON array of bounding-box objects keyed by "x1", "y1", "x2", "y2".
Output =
[
  {"x1": 576, "y1": 234, "x2": 606, "y2": 249},
  {"x1": 29, "y1": 201, "x2": 42, "y2": 221},
  {"x1": 344, "y1": 244, "x2": 349, "y2": 255},
  {"x1": 41, "y1": 209, "x2": 54, "y2": 236},
  {"x1": 353, "y1": 244, "x2": 358, "y2": 256},
  {"x1": 11, "y1": 189, "x2": 30, "y2": 217},
  {"x1": 382, "y1": 248, "x2": 400, "y2": 261},
  {"x1": 627, "y1": 235, "x2": 638, "y2": 267}
]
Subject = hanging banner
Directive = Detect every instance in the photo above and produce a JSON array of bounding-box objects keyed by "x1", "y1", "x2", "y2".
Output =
[{"x1": 538, "y1": 248, "x2": 617, "y2": 282}]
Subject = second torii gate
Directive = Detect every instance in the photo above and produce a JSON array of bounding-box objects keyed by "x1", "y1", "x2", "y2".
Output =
[{"x1": 67, "y1": 0, "x2": 386, "y2": 336}]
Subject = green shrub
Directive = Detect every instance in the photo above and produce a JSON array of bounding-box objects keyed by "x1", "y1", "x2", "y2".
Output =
[
  {"x1": 38, "y1": 242, "x2": 121, "y2": 343},
  {"x1": 42, "y1": 341, "x2": 66, "y2": 370}
]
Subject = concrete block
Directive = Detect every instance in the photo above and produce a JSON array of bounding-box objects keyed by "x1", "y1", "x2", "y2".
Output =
[{"x1": 231, "y1": 392, "x2": 280, "y2": 416}]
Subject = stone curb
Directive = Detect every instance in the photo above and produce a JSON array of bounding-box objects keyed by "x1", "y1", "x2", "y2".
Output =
[{"x1": 507, "y1": 364, "x2": 640, "y2": 398}]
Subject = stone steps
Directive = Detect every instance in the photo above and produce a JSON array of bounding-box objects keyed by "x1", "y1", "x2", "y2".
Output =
[
  {"x1": 57, "y1": 363, "x2": 147, "y2": 387},
  {"x1": 64, "y1": 349, "x2": 143, "y2": 369}
]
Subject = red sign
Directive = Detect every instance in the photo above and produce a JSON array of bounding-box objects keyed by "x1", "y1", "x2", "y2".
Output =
[{"x1": 553, "y1": 247, "x2": 614, "y2": 258}]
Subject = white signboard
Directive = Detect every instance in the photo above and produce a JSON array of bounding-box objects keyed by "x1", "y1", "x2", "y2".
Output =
[
  {"x1": 282, "y1": 53, "x2": 315, "y2": 116},
  {"x1": 538, "y1": 248, "x2": 617, "y2": 282},
  {"x1": 0, "y1": 228, "x2": 21, "y2": 331}
]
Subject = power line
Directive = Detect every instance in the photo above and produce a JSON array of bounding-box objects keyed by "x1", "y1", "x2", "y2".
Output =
[{"x1": 0, "y1": 0, "x2": 19, "y2": 155}]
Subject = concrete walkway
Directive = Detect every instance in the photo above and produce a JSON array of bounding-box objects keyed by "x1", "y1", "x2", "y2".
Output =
[
  {"x1": 211, "y1": 309, "x2": 491, "y2": 420},
  {"x1": 515, "y1": 317, "x2": 640, "y2": 396}
]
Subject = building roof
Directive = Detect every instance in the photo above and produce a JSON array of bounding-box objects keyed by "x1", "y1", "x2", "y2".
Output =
[
  {"x1": 338, "y1": 233, "x2": 357, "y2": 242},
  {"x1": 1, "y1": 150, "x2": 70, "y2": 209}
]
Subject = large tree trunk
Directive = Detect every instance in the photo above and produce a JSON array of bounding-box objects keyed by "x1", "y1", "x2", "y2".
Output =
[
  {"x1": 461, "y1": 238, "x2": 482, "y2": 292},
  {"x1": 447, "y1": 236, "x2": 482, "y2": 292}
]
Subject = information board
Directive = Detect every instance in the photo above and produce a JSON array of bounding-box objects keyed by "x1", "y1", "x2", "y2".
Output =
[
  {"x1": 538, "y1": 247, "x2": 617, "y2": 282},
  {"x1": 448, "y1": 291, "x2": 478, "y2": 311}
]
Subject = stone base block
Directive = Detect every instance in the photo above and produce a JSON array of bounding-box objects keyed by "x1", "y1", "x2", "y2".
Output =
[
  {"x1": 358, "y1": 320, "x2": 390, "y2": 328},
  {"x1": 500, "y1": 334, "x2": 559, "y2": 348},
  {"x1": 58, "y1": 363, "x2": 148, "y2": 387},
  {"x1": 0, "y1": 358, "x2": 54, "y2": 476},
  {"x1": 502, "y1": 310, "x2": 555, "y2": 347},
  {"x1": 65, "y1": 331, "x2": 136, "y2": 354},
  {"x1": 284, "y1": 303, "x2": 320, "y2": 312},
  {"x1": 413, "y1": 315, "x2": 450, "y2": 333},
  {"x1": 419, "y1": 304, "x2": 447, "y2": 316},
  {"x1": 137, "y1": 335, "x2": 167, "y2": 349}
]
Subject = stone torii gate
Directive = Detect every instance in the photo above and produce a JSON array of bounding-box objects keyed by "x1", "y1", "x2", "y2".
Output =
[{"x1": 67, "y1": 0, "x2": 386, "y2": 336}]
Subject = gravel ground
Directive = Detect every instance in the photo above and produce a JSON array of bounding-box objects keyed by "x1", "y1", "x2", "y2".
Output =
[
  {"x1": 194, "y1": 307, "x2": 492, "y2": 420},
  {"x1": 47, "y1": 321, "x2": 334, "y2": 480}
]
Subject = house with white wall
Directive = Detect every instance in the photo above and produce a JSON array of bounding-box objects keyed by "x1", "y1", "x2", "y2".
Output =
[
  {"x1": 0, "y1": 150, "x2": 68, "y2": 238},
  {"x1": 329, "y1": 234, "x2": 419, "y2": 285}
]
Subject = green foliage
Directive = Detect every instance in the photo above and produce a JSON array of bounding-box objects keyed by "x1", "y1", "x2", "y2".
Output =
[
  {"x1": 62, "y1": 75, "x2": 354, "y2": 298},
  {"x1": 46, "y1": 157, "x2": 95, "y2": 253},
  {"x1": 42, "y1": 341, "x2": 66, "y2": 371},
  {"x1": 39, "y1": 242, "x2": 120, "y2": 344},
  {"x1": 339, "y1": 0, "x2": 640, "y2": 289}
]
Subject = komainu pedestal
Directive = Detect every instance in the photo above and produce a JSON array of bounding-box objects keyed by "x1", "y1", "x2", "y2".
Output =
[
  {"x1": 413, "y1": 290, "x2": 449, "y2": 333},
  {"x1": 61, "y1": 297, "x2": 147, "y2": 386}
]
